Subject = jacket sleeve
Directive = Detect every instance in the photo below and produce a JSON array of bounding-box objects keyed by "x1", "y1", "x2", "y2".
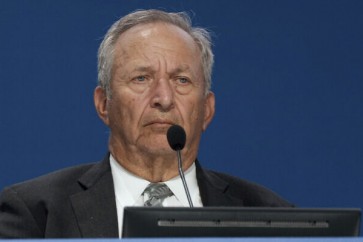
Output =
[{"x1": 0, "y1": 187, "x2": 43, "y2": 238}]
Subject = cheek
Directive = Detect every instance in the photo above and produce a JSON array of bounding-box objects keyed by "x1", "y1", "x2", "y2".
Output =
[
  {"x1": 107, "y1": 95, "x2": 131, "y2": 123},
  {"x1": 113, "y1": 94, "x2": 149, "y2": 125},
  {"x1": 181, "y1": 99, "x2": 205, "y2": 126}
]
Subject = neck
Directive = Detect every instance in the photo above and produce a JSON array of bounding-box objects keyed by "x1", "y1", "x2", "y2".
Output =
[{"x1": 109, "y1": 142, "x2": 195, "y2": 182}]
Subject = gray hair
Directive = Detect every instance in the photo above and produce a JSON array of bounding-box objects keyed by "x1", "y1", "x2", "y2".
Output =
[{"x1": 97, "y1": 9, "x2": 214, "y2": 98}]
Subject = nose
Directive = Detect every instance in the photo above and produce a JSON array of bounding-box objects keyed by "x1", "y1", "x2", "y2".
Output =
[{"x1": 150, "y1": 78, "x2": 174, "y2": 111}]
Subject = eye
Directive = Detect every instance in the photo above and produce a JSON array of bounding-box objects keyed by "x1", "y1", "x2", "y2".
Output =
[
  {"x1": 174, "y1": 76, "x2": 193, "y2": 95},
  {"x1": 129, "y1": 75, "x2": 151, "y2": 93},
  {"x1": 176, "y1": 77, "x2": 190, "y2": 84},
  {"x1": 134, "y1": 76, "x2": 146, "y2": 82}
]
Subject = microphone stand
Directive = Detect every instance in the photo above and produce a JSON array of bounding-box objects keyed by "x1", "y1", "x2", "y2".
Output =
[{"x1": 177, "y1": 150, "x2": 194, "y2": 207}]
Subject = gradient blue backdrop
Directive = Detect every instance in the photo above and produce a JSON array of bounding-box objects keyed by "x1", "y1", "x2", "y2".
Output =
[{"x1": 1, "y1": 0, "x2": 362, "y2": 219}]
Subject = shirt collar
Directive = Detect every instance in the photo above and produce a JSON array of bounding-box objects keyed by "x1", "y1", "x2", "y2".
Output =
[
  {"x1": 110, "y1": 154, "x2": 200, "y2": 207},
  {"x1": 110, "y1": 154, "x2": 149, "y2": 206}
]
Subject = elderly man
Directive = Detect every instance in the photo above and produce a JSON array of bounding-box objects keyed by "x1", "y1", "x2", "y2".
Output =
[{"x1": 0, "y1": 9, "x2": 292, "y2": 238}]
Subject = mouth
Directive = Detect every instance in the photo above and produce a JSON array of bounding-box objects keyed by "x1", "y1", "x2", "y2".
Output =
[{"x1": 143, "y1": 120, "x2": 177, "y2": 131}]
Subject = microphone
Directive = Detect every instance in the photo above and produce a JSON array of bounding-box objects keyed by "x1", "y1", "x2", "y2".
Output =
[{"x1": 167, "y1": 125, "x2": 194, "y2": 207}]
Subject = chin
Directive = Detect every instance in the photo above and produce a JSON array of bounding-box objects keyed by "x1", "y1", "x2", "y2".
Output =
[
  {"x1": 140, "y1": 143, "x2": 174, "y2": 155},
  {"x1": 137, "y1": 133, "x2": 176, "y2": 154}
]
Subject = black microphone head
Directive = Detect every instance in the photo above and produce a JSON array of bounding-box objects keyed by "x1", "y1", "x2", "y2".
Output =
[{"x1": 167, "y1": 125, "x2": 186, "y2": 151}]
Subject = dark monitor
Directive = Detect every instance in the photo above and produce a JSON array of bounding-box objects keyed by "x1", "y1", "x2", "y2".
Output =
[{"x1": 122, "y1": 207, "x2": 361, "y2": 238}]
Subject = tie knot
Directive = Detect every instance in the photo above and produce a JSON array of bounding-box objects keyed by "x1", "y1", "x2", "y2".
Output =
[{"x1": 143, "y1": 183, "x2": 173, "y2": 207}]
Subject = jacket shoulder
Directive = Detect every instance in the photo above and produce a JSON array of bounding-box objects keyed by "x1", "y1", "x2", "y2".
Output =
[
  {"x1": 0, "y1": 162, "x2": 99, "y2": 238},
  {"x1": 205, "y1": 169, "x2": 294, "y2": 207},
  {"x1": 4, "y1": 162, "x2": 96, "y2": 196}
]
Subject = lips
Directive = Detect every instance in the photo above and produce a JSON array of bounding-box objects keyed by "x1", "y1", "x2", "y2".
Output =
[{"x1": 144, "y1": 119, "x2": 175, "y2": 127}]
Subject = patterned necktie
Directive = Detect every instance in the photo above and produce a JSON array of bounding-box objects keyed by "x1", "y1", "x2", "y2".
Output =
[{"x1": 143, "y1": 183, "x2": 173, "y2": 207}]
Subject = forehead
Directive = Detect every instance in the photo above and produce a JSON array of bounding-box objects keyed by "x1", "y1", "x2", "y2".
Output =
[{"x1": 114, "y1": 22, "x2": 200, "y2": 60}]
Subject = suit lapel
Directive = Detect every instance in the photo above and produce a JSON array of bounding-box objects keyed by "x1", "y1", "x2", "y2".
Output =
[
  {"x1": 70, "y1": 155, "x2": 118, "y2": 238},
  {"x1": 69, "y1": 157, "x2": 244, "y2": 237},
  {"x1": 196, "y1": 160, "x2": 245, "y2": 207}
]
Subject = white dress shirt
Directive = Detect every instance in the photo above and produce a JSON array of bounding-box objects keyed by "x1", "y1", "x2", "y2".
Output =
[{"x1": 109, "y1": 154, "x2": 203, "y2": 237}]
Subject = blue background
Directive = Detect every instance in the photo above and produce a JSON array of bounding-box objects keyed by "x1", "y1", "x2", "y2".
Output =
[{"x1": 0, "y1": 0, "x2": 362, "y2": 217}]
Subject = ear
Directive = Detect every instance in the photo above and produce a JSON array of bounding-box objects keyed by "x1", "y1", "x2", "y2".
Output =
[
  {"x1": 202, "y1": 91, "x2": 215, "y2": 131},
  {"x1": 94, "y1": 86, "x2": 110, "y2": 126}
]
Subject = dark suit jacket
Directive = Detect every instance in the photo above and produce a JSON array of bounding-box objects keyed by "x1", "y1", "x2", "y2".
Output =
[{"x1": 0, "y1": 154, "x2": 293, "y2": 238}]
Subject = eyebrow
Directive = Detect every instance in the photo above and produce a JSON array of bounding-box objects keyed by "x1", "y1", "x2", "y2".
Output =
[
  {"x1": 131, "y1": 66, "x2": 155, "y2": 73},
  {"x1": 169, "y1": 65, "x2": 191, "y2": 75},
  {"x1": 131, "y1": 64, "x2": 192, "y2": 76}
]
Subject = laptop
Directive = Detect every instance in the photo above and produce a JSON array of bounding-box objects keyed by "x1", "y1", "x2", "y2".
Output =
[{"x1": 122, "y1": 207, "x2": 361, "y2": 237}]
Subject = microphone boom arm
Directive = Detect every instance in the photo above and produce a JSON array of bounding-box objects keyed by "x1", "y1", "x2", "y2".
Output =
[{"x1": 177, "y1": 150, "x2": 194, "y2": 208}]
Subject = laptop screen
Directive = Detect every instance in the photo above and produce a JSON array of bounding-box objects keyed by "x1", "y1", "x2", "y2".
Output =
[{"x1": 122, "y1": 207, "x2": 361, "y2": 237}]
